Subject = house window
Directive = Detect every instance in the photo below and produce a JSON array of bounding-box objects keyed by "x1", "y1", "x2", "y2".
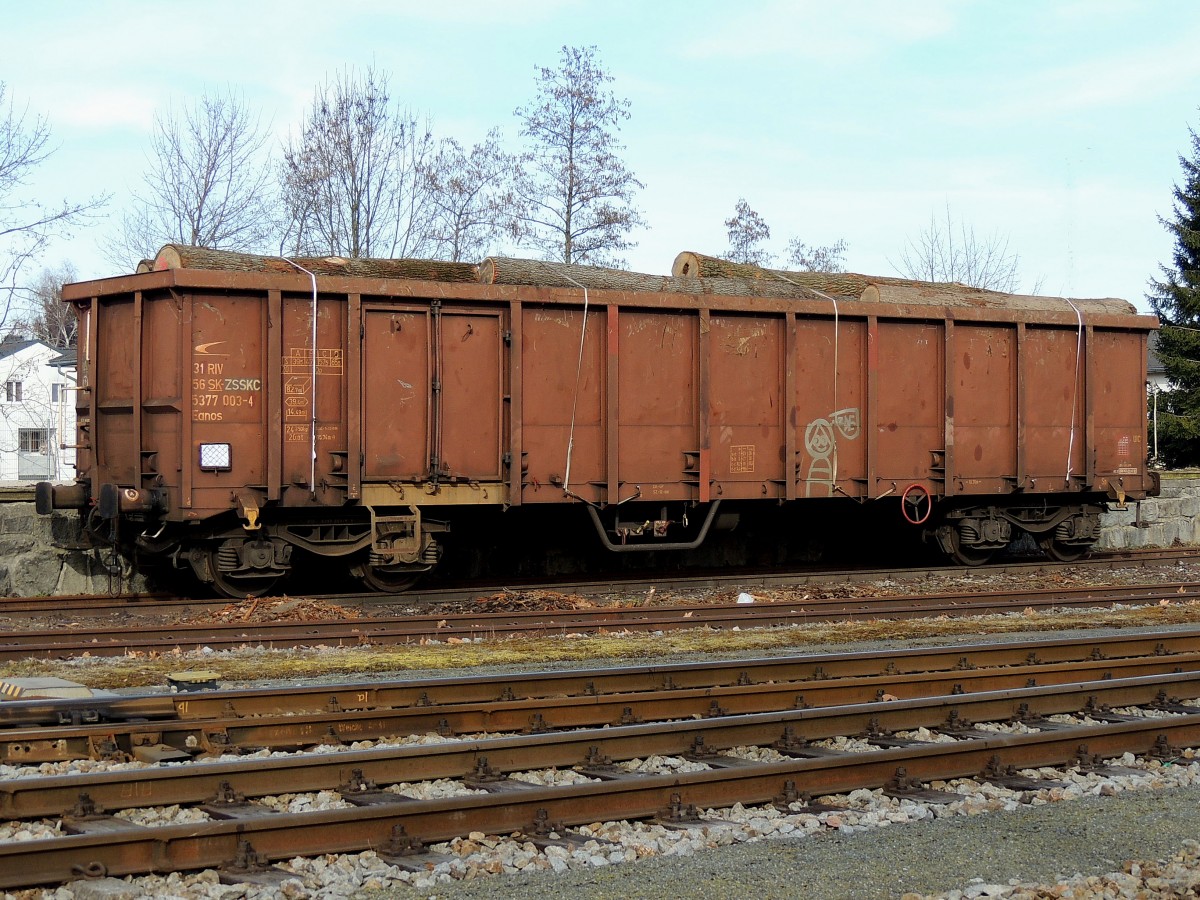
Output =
[
  {"x1": 5, "y1": 381, "x2": 21, "y2": 402},
  {"x1": 19, "y1": 428, "x2": 47, "y2": 453},
  {"x1": 51, "y1": 383, "x2": 62, "y2": 402}
]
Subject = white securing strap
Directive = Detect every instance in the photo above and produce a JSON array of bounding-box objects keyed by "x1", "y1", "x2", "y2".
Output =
[
  {"x1": 560, "y1": 273, "x2": 590, "y2": 496},
  {"x1": 1064, "y1": 297, "x2": 1084, "y2": 483}
]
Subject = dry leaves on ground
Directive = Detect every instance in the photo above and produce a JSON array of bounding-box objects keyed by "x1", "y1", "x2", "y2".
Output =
[{"x1": 209, "y1": 596, "x2": 362, "y2": 623}]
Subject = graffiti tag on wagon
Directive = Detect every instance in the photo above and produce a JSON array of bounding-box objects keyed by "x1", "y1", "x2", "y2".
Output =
[{"x1": 804, "y1": 407, "x2": 861, "y2": 497}]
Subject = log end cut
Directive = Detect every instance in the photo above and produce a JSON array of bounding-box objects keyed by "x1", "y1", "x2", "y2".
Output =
[{"x1": 671, "y1": 251, "x2": 703, "y2": 278}]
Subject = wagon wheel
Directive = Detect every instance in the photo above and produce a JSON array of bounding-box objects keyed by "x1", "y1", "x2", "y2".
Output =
[
  {"x1": 206, "y1": 545, "x2": 284, "y2": 600},
  {"x1": 1038, "y1": 535, "x2": 1091, "y2": 563},
  {"x1": 358, "y1": 568, "x2": 422, "y2": 593},
  {"x1": 900, "y1": 483, "x2": 932, "y2": 525},
  {"x1": 209, "y1": 565, "x2": 283, "y2": 599},
  {"x1": 352, "y1": 554, "x2": 425, "y2": 593},
  {"x1": 945, "y1": 530, "x2": 993, "y2": 567}
]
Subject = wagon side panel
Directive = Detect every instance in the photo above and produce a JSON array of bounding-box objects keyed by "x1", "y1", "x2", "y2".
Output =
[
  {"x1": 93, "y1": 297, "x2": 138, "y2": 488},
  {"x1": 616, "y1": 309, "x2": 697, "y2": 499},
  {"x1": 706, "y1": 313, "x2": 787, "y2": 499},
  {"x1": 952, "y1": 323, "x2": 1016, "y2": 490},
  {"x1": 872, "y1": 320, "x2": 945, "y2": 486},
  {"x1": 280, "y1": 293, "x2": 346, "y2": 505},
  {"x1": 793, "y1": 317, "x2": 867, "y2": 498},
  {"x1": 186, "y1": 292, "x2": 267, "y2": 515},
  {"x1": 1091, "y1": 328, "x2": 1150, "y2": 488},
  {"x1": 520, "y1": 305, "x2": 605, "y2": 503},
  {"x1": 361, "y1": 307, "x2": 430, "y2": 481},
  {"x1": 1022, "y1": 326, "x2": 1086, "y2": 487},
  {"x1": 141, "y1": 294, "x2": 183, "y2": 505},
  {"x1": 438, "y1": 309, "x2": 504, "y2": 482}
]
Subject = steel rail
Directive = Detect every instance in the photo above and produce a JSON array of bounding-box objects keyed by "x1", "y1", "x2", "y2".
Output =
[
  {"x1": 0, "y1": 547, "x2": 1193, "y2": 619},
  {"x1": 1, "y1": 669, "x2": 1197, "y2": 820},
  {"x1": 5, "y1": 627, "x2": 1200, "y2": 730},
  {"x1": 2, "y1": 685, "x2": 1199, "y2": 889},
  {"x1": 4, "y1": 650, "x2": 1200, "y2": 766},
  {"x1": 3, "y1": 649, "x2": 1200, "y2": 770},
  {"x1": 3, "y1": 583, "x2": 1200, "y2": 662}
]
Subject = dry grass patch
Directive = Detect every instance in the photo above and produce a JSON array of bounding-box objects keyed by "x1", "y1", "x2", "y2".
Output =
[{"x1": 4, "y1": 601, "x2": 1200, "y2": 691}]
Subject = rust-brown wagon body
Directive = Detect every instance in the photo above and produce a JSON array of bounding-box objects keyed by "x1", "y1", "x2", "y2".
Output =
[{"x1": 38, "y1": 249, "x2": 1159, "y2": 596}]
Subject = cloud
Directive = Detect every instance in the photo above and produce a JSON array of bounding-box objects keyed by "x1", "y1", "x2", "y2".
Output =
[{"x1": 34, "y1": 87, "x2": 159, "y2": 131}]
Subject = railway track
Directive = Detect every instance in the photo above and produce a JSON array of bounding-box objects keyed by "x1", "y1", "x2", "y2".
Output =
[
  {"x1": 1, "y1": 634, "x2": 1199, "y2": 889},
  {"x1": 3, "y1": 628, "x2": 1200, "y2": 761},
  {"x1": 0, "y1": 546, "x2": 1193, "y2": 619},
  {"x1": 1, "y1": 577, "x2": 1198, "y2": 662}
]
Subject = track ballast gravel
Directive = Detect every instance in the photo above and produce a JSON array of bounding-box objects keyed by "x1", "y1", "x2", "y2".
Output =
[{"x1": 373, "y1": 785, "x2": 1200, "y2": 900}]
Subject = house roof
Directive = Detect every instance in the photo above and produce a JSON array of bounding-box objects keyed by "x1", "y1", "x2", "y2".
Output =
[
  {"x1": 49, "y1": 348, "x2": 77, "y2": 368},
  {"x1": 1148, "y1": 331, "x2": 1165, "y2": 376},
  {"x1": 0, "y1": 337, "x2": 77, "y2": 367},
  {"x1": 0, "y1": 338, "x2": 44, "y2": 360}
]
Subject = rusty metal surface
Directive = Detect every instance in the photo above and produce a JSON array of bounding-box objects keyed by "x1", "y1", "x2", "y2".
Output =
[
  {"x1": 0, "y1": 682, "x2": 1197, "y2": 888},
  {"x1": 0, "y1": 625, "x2": 1196, "y2": 722},
  {"x1": 67, "y1": 261, "x2": 1156, "y2": 556},
  {"x1": 6, "y1": 631, "x2": 1200, "y2": 767},
  {"x1": 1, "y1": 651, "x2": 1198, "y2": 769},
  {"x1": 3, "y1": 579, "x2": 1200, "y2": 661},
  {"x1": 0, "y1": 546, "x2": 1194, "y2": 619},
  {"x1": 3, "y1": 670, "x2": 1198, "y2": 817}
]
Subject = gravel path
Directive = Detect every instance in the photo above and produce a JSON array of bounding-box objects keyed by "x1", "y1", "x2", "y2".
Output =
[{"x1": 370, "y1": 786, "x2": 1200, "y2": 900}]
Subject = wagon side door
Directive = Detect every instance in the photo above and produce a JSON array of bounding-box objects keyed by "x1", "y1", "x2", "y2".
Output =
[
  {"x1": 361, "y1": 307, "x2": 431, "y2": 480},
  {"x1": 435, "y1": 309, "x2": 504, "y2": 482},
  {"x1": 360, "y1": 305, "x2": 504, "y2": 484}
]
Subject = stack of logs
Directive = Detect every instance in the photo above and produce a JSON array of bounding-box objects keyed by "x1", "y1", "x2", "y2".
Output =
[
  {"x1": 146, "y1": 244, "x2": 479, "y2": 283},
  {"x1": 144, "y1": 245, "x2": 1132, "y2": 314}
]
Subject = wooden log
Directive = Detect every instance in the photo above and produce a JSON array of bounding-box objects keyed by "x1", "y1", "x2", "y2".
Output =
[
  {"x1": 152, "y1": 245, "x2": 479, "y2": 283},
  {"x1": 479, "y1": 257, "x2": 682, "y2": 293},
  {"x1": 861, "y1": 283, "x2": 1134, "y2": 316},
  {"x1": 672, "y1": 250, "x2": 889, "y2": 294},
  {"x1": 671, "y1": 250, "x2": 1134, "y2": 315},
  {"x1": 479, "y1": 257, "x2": 852, "y2": 301},
  {"x1": 151, "y1": 246, "x2": 1132, "y2": 315}
]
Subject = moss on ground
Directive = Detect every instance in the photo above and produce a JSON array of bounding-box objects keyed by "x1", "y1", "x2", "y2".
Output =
[{"x1": 3, "y1": 601, "x2": 1200, "y2": 691}]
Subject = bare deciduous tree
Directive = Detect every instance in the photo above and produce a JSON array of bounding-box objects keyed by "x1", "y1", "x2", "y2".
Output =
[
  {"x1": 105, "y1": 89, "x2": 275, "y2": 269},
  {"x1": 512, "y1": 45, "x2": 645, "y2": 266},
  {"x1": 785, "y1": 236, "x2": 847, "y2": 273},
  {"x1": 723, "y1": 199, "x2": 848, "y2": 272},
  {"x1": 894, "y1": 205, "x2": 1022, "y2": 291},
  {"x1": 427, "y1": 130, "x2": 515, "y2": 262},
  {"x1": 723, "y1": 198, "x2": 773, "y2": 265},
  {"x1": 280, "y1": 66, "x2": 439, "y2": 259},
  {"x1": 10, "y1": 262, "x2": 78, "y2": 348},
  {"x1": 0, "y1": 82, "x2": 105, "y2": 332}
]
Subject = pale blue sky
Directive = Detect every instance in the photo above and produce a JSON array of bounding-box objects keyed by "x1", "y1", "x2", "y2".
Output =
[{"x1": 6, "y1": 0, "x2": 1200, "y2": 311}]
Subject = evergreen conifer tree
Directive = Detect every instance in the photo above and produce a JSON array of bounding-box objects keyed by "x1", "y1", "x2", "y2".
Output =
[{"x1": 1149, "y1": 116, "x2": 1200, "y2": 466}]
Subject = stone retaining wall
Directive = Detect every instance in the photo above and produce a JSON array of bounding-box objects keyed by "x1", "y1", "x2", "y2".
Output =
[
  {"x1": 1096, "y1": 472, "x2": 1200, "y2": 552},
  {"x1": 0, "y1": 503, "x2": 143, "y2": 596}
]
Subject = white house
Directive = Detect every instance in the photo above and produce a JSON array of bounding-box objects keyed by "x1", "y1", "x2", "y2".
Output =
[
  {"x1": 1148, "y1": 331, "x2": 1169, "y2": 394},
  {"x1": 0, "y1": 338, "x2": 77, "y2": 483}
]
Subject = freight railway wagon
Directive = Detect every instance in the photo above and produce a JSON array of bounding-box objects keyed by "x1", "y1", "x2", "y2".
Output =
[{"x1": 37, "y1": 247, "x2": 1159, "y2": 597}]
